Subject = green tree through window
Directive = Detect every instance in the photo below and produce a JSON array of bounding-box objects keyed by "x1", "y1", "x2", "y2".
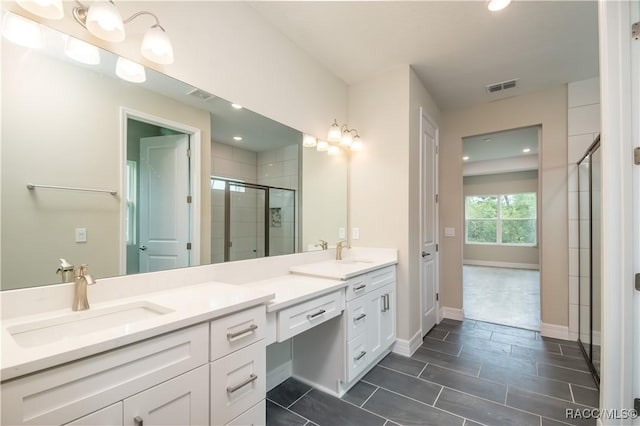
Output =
[{"x1": 465, "y1": 193, "x2": 537, "y2": 245}]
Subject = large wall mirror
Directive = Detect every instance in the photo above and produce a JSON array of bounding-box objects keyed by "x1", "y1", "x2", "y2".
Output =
[{"x1": 1, "y1": 14, "x2": 348, "y2": 291}]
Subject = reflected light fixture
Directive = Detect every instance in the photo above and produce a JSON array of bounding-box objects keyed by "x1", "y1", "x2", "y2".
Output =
[
  {"x1": 463, "y1": 156, "x2": 470, "y2": 161},
  {"x1": 231, "y1": 103, "x2": 243, "y2": 110},
  {"x1": 1, "y1": 12, "x2": 44, "y2": 48},
  {"x1": 302, "y1": 134, "x2": 317, "y2": 148},
  {"x1": 115, "y1": 56, "x2": 146, "y2": 83},
  {"x1": 70, "y1": 1, "x2": 174, "y2": 64},
  {"x1": 64, "y1": 35, "x2": 101, "y2": 65},
  {"x1": 350, "y1": 135, "x2": 363, "y2": 152},
  {"x1": 316, "y1": 140, "x2": 329, "y2": 152},
  {"x1": 16, "y1": 0, "x2": 63, "y2": 20},
  {"x1": 327, "y1": 145, "x2": 340, "y2": 156},
  {"x1": 522, "y1": 147, "x2": 531, "y2": 153},
  {"x1": 233, "y1": 136, "x2": 243, "y2": 141},
  {"x1": 487, "y1": 0, "x2": 511, "y2": 12}
]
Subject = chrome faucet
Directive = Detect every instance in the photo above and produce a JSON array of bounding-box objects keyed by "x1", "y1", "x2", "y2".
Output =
[
  {"x1": 316, "y1": 239, "x2": 328, "y2": 250},
  {"x1": 336, "y1": 240, "x2": 351, "y2": 260},
  {"x1": 72, "y1": 264, "x2": 96, "y2": 311}
]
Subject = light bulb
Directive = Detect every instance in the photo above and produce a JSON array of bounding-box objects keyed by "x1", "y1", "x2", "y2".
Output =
[
  {"x1": 64, "y1": 36, "x2": 100, "y2": 65},
  {"x1": 463, "y1": 156, "x2": 470, "y2": 161},
  {"x1": 116, "y1": 56, "x2": 146, "y2": 83},
  {"x1": 1, "y1": 12, "x2": 44, "y2": 49},
  {"x1": 487, "y1": 0, "x2": 511, "y2": 12},
  {"x1": 302, "y1": 134, "x2": 317, "y2": 148},
  {"x1": 340, "y1": 131, "x2": 353, "y2": 147},
  {"x1": 327, "y1": 120, "x2": 341, "y2": 142},
  {"x1": 350, "y1": 137, "x2": 363, "y2": 152},
  {"x1": 86, "y1": 1, "x2": 125, "y2": 42},
  {"x1": 328, "y1": 145, "x2": 340, "y2": 156},
  {"x1": 17, "y1": 0, "x2": 63, "y2": 19},
  {"x1": 141, "y1": 26, "x2": 174, "y2": 65},
  {"x1": 316, "y1": 140, "x2": 329, "y2": 152}
]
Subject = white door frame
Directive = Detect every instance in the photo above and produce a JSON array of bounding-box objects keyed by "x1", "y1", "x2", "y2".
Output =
[
  {"x1": 119, "y1": 107, "x2": 202, "y2": 275},
  {"x1": 598, "y1": 0, "x2": 637, "y2": 416},
  {"x1": 419, "y1": 107, "x2": 440, "y2": 334}
]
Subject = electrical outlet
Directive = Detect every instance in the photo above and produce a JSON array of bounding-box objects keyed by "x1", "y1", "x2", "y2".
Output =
[
  {"x1": 338, "y1": 227, "x2": 346, "y2": 239},
  {"x1": 75, "y1": 228, "x2": 87, "y2": 243},
  {"x1": 444, "y1": 227, "x2": 455, "y2": 237},
  {"x1": 352, "y1": 227, "x2": 360, "y2": 240}
]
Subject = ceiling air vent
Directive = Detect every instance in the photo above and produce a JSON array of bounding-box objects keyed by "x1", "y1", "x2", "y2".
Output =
[
  {"x1": 186, "y1": 87, "x2": 216, "y2": 101},
  {"x1": 486, "y1": 78, "x2": 519, "y2": 94}
]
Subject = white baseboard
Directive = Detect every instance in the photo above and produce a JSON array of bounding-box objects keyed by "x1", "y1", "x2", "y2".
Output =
[
  {"x1": 440, "y1": 306, "x2": 465, "y2": 321},
  {"x1": 540, "y1": 322, "x2": 570, "y2": 340},
  {"x1": 463, "y1": 259, "x2": 540, "y2": 270},
  {"x1": 392, "y1": 330, "x2": 422, "y2": 357},
  {"x1": 266, "y1": 360, "x2": 292, "y2": 392}
]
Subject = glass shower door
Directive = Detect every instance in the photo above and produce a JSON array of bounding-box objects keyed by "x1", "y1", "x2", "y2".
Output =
[{"x1": 227, "y1": 183, "x2": 267, "y2": 262}]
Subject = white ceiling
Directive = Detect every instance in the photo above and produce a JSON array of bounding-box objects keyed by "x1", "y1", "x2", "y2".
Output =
[
  {"x1": 250, "y1": 1, "x2": 599, "y2": 112},
  {"x1": 463, "y1": 126, "x2": 539, "y2": 163}
]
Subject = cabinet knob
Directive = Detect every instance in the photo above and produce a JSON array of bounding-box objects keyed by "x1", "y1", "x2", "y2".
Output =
[{"x1": 134, "y1": 416, "x2": 144, "y2": 426}]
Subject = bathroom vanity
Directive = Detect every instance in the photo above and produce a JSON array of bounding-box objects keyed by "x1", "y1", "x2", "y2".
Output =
[{"x1": 0, "y1": 248, "x2": 397, "y2": 425}]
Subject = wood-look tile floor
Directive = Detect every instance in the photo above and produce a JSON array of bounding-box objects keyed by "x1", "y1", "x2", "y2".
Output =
[{"x1": 266, "y1": 319, "x2": 598, "y2": 426}]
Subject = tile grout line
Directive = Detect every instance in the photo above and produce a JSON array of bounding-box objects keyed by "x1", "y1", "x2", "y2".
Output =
[
  {"x1": 360, "y1": 385, "x2": 380, "y2": 408},
  {"x1": 286, "y1": 387, "x2": 314, "y2": 409},
  {"x1": 267, "y1": 398, "x2": 313, "y2": 424},
  {"x1": 417, "y1": 361, "x2": 429, "y2": 377},
  {"x1": 504, "y1": 384, "x2": 509, "y2": 405},
  {"x1": 433, "y1": 385, "x2": 445, "y2": 406},
  {"x1": 569, "y1": 383, "x2": 576, "y2": 403}
]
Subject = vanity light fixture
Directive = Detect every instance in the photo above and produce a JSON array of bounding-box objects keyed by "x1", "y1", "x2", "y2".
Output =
[
  {"x1": 64, "y1": 35, "x2": 101, "y2": 65},
  {"x1": 327, "y1": 145, "x2": 340, "y2": 156},
  {"x1": 1, "y1": 12, "x2": 44, "y2": 48},
  {"x1": 350, "y1": 135, "x2": 364, "y2": 152},
  {"x1": 327, "y1": 119, "x2": 364, "y2": 151},
  {"x1": 16, "y1": 0, "x2": 64, "y2": 20},
  {"x1": 487, "y1": 0, "x2": 512, "y2": 12},
  {"x1": 302, "y1": 134, "x2": 317, "y2": 148},
  {"x1": 115, "y1": 56, "x2": 146, "y2": 83},
  {"x1": 231, "y1": 103, "x2": 243, "y2": 110},
  {"x1": 522, "y1": 147, "x2": 531, "y2": 153},
  {"x1": 316, "y1": 140, "x2": 329, "y2": 152}
]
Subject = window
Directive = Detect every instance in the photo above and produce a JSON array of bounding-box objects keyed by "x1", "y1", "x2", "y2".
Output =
[
  {"x1": 210, "y1": 176, "x2": 245, "y2": 193},
  {"x1": 465, "y1": 192, "x2": 537, "y2": 245}
]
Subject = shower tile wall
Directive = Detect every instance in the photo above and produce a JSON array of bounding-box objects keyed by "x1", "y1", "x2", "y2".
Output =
[
  {"x1": 210, "y1": 142, "x2": 258, "y2": 263},
  {"x1": 566, "y1": 78, "x2": 600, "y2": 340},
  {"x1": 258, "y1": 145, "x2": 299, "y2": 256}
]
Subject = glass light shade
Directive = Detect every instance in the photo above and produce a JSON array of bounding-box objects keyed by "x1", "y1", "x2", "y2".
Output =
[
  {"x1": 340, "y1": 131, "x2": 353, "y2": 147},
  {"x1": 327, "y1": 121, "x2": 341, "y2": 142},
  {"x1": 116, "y1": 56, "x2": 146, "y2": 83},
  {"x1": 487, "y1": 0, "x2": 511, "y2": 11},
  {"x1": 64, "y1": 36, "x2": 100, "y2": 65},
  {"x1": 86, "y1": 1, "x2": 125, "y2": 42},
  {"x1": 1, "y1": 12, "x2": 44, "y2": 49},
  {"x1": 141, "y1": 26, "x2": 174, "y2": 65},
  {"x1": 316, "y1": 140, "x2": 329, "y2": 152},
  {"x1": 302, "y1": 134, "x2": 317, "y2": 148},
  {"x1": 17, "y1": 0, "x2": 63, "y2": 19},
  {"x1": 327, "y1": 145, "x2": 340, "y2": 156},
  {"x1": 350, "y1": 137, "x2": 363, "y2": 152}
]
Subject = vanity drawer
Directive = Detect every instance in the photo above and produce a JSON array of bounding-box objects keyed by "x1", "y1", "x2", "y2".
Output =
[
  {"x1": 1, "y1": 323, "x2": 208, "y2": 426},
  {"x1": 346, "y1": 333, "x2": 369, "y2": 382},
  {"x1": 345, "y1": 275, "x2": 369, "y2": 301},
  {"x1": 277, "y1": 290, "x2": 345, "y2": 342},
  {"x1": 211, "y1": 341, "x2": 266, "y2": 426},
  {"x1": 367, "y1": 266, "x2": 396, "y2": 293},
  {"x1": 226, "y1": 399, "x2": 266, "y2": 426},
  {"x1": 211, "y1": 305, "x2": 266, "y2": 361},
  {"x1": 346, "y1": 297, "x2": 368, "y2": 341}
]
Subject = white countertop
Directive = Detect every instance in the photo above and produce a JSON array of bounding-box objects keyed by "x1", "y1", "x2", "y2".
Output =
[
  {"x1": 289, "y1": 252, "x2": 398, "y2": 280},
  {"x1": 0, "y1": 282, "x2": 274, "y2": 381},
  {"x1": 243, "y1": 274, "x2": 348, "y2": 312}
]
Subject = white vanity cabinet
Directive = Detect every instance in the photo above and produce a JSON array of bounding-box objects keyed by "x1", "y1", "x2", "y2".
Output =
[
  {"x1": 292, "y1": 265, "x2": 396, "y2": 396},
  {"x1": 1, "y1": 305, "x2": 268, "y2": 426}
]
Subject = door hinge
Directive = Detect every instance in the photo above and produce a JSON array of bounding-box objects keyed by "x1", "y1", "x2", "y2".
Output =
[
  {"x1": 186, "y1": 242, "x2": 192, "y2": 250},
  {"x1": 635, "y1": 273, "x2": 640, "y2": 291},
  {"x1": 633, "y1": 21, "x2": 639, "y2": 40},
  {"x1": 435, "y1": 145, "x2": 439, "y2": 155},
  {"x1": 436, "y1": 292, "x2": 439, "y2": 302},
  {"x1": 436, "y1": 243, "x2": 439, "y2": 252},
  {"x1": 187, "y1": 195, "x2": 192, "y2": 204},
  {"x1": 634, "y1": 147, "x2": 640, "y2": 165},
  {"x1": 435, "y1": 194, "x2": 439, "y2": 203},
  {"x1": 187, "y1": 148, "x2": 192, "y2": 158}
]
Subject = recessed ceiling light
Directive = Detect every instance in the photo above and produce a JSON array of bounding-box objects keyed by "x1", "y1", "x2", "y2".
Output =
[
  {"x1": 233, "y1": 136, "x2": 242, "y2": 141},
  {"x1": 487, "y1": 0, "x2": 512, "y2": 12},
  {"x1": 463, "y1": 156, "x2": 470, "y2": 161},
  {"x1": 231, "y1": 103, "x2": 243, "y2": 110},
  {"x1": 522, "y1": 148, "x2": 531, "y2": 153},
  {"x1": 483, "y1": 138, "x2": 492, "y2": 142}
]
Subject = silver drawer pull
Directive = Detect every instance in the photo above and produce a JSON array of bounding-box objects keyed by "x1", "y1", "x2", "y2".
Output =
[
  {"x1": 353, "y1": 284, "x2": 366, "y2": 292},
  {"x1": 227, "y1": 373, "x2": 258, "y2": 394},
  {"x1": 134, "y1": 416, "x2": 143, "y2": 426},
  {"x1": 307, "y1": 309, "x2": 326, "y2": 320},
  {"x1": 227, "y1": 324, "x2": 258, "y2": 340},
  {"x1": 354, "y1": 313, "x2": 367, "y2": 322},
  {"x1": 354, "y1": 351, "x2": 366, "y2": 361}
]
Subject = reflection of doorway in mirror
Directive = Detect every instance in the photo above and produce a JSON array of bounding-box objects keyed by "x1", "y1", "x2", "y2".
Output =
[{"x1": 125, "y1": 117, "x2": 192, "y2": 275}]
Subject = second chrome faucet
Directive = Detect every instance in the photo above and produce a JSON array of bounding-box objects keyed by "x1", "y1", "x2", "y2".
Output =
[
  {"x1": 72, "y1": 264, "x2": 96, "y2": 311},
  {"x1": 336, "y1": 240, "x2": 351, "y2": 260}
]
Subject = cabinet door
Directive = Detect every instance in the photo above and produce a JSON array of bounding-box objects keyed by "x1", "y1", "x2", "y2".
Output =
[
  {"x1": 380, "y1": 285, "x2": 396, "y2": 351},
  {"x1": 65, "y1": 403, "x2": 123, "y2": 426},
  {"x1": 123, "y1": 365, "x2": 208, "y2": 426},
  {"x1": 365, "y1": 288, "x2": 384, "y2": 360}
]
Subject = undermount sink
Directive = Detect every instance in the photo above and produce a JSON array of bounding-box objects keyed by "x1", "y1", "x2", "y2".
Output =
[
  {"x1": 7, "y1": 301, "x2": 173, "y2": 348},
  {"x1": 335, "y1": 259, "x2": 374, "y2": 265}
]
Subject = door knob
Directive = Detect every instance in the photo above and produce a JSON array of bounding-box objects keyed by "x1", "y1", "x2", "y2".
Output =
[
  {"x1": 139, "y1": 245, "x2": 148, "y2": 251},
  {"x1": 422, "y1": 251, "x2": 431, "y2": 258}
]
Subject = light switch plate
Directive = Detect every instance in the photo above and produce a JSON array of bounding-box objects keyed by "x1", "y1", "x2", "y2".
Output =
[
  {"x1": 352, "y1": 227, "x2": 360, "y2": 240},
  {"x1": 338, "y1": 227, "x2": 346, "y2": 239},
  {"x1": 75, "y1": 228, "x2": 87, "y2": 243},
  {"x1": 444, "y1": 227, "x2": 455, "y2": 237}
]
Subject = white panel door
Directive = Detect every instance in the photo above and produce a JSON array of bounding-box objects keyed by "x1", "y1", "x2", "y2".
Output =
[
  {"x1": 420, "y1": 110, "x2": 439, "y2": 335},
  {"x1": 123, "y1": 365, "x2": 208, "y2": 426},
  {"x1": 139, "y1": 135, "x2": 190, "y2": 273}
]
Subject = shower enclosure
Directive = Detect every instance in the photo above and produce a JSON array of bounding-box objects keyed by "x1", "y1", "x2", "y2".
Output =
[
  {"x1": 210, "y1": 177, "x2": 296, "y2": 263},
  {"x1": 577, "y1": 135, "x2": 601, "y2": 387}
]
